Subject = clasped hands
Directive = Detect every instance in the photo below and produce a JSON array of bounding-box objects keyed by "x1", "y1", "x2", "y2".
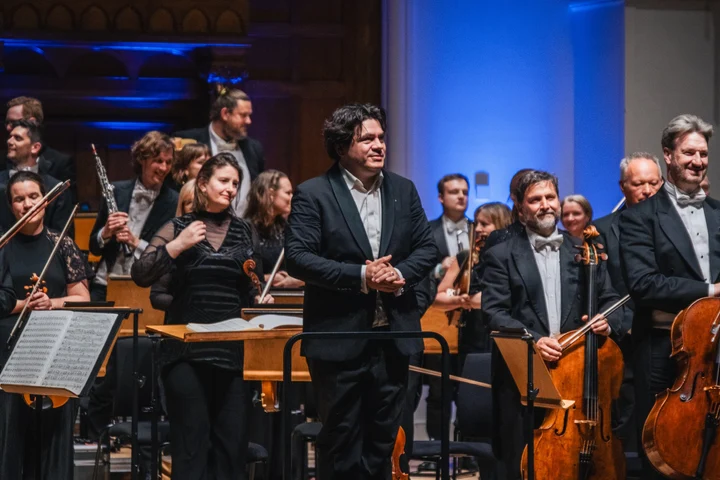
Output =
[
  {"x1": 536, "y1": 313, "x2": 611, "y2": 362},
  {"x1": 365, "y1": 255, "x2": 405, "y2": 293}
]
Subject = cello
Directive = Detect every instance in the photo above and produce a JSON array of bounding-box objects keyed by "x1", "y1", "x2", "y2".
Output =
[
  {"x1": 642, "y1": 297, "x2": 720, "y2": 479},
  {"x1": 521, "y1": 226, "x2": 626, "y2": 479}
]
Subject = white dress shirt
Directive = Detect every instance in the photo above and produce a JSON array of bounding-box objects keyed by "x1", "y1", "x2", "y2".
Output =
[
  {"x1": 527, "y1": 227, "x2": 563, "y2": 335},
  {"x1": 94, "y1": 180, "x2": 157, "y2": 286},
  {"x1": 664, "y1": 181, "x2": 714, "y2": 296},
  {"x1": 208, "y1": 124, "x2": 251, "y2": 218},
  {"x1": 442, "y1": 215, "x2": 469, "y2": 257}
]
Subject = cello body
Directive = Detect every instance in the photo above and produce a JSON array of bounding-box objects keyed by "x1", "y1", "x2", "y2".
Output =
[
  {"x1": 521, "y1": 332, "x2": 626, "y2": 480},
  {"x1": 643, "y1": 297, "x2": 720, "y2": 479}
]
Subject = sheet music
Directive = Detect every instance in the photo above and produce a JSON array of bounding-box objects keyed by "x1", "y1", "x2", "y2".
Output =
[
  {"x1": 0, "y1": 310, "x2": 118, "y2": 396},
  {"x1": 0, "y1": 311, "x2": 72, "y2": 387},
  {"x1": 188, "y1": 315, "x2": 302, "y2": 333},
  {"x1": 44, "y1": 312, "x2": 116, "y2": 395},
  {"x1": 249, "y1": 315, "x2": 302, "y2": 330}
]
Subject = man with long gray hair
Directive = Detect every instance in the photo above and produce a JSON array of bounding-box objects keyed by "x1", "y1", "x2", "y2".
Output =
[{"x1": 620, "y1": 114, "x2": 720, "y2": 478}]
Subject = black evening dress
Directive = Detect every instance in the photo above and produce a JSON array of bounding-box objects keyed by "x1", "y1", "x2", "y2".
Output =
[{"x1": 0, "y1": 228, "x2": 93, "y2": 480}]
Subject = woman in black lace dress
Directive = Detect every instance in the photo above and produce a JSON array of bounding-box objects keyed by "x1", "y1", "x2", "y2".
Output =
[
  {"x1": 0, "y1": 171, "x2": 93, "y2": 480},
  {"x1": 132, "y1": 153, "x2": 273, "y2": 480},
  {"x1": 245, "y1": 170, "x2": 303, "y2": 288}
]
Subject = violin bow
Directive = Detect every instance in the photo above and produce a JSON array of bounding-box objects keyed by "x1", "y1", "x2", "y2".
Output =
[
  {"x1": 7, "y1": 203, "x2": 80, "y2": 348},
  {"x1": 259, "y1": 248, "x2": 284, "y2": 304}
]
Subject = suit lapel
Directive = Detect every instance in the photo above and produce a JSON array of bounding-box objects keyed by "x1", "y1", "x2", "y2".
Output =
[
  {"x1": 559, "y1": 234, "x2": 580, "y2": 329},
  {"x1": 704, "y1": 199, "x2": 720, "y2": 282},
  {"x1": 37, "y1": 155, "x2": 52, "y2": 176},
  {"x1": 115, "y1": 181, "x2": 134, "y2": 214},
  {"x1": 432, "y1": 218, "x2": 450, "y2": 258},
  {"x1": 141, "y1": 185, "x2": 175, "y2": 240},
  {"x1": 657, "y1": 188, "x2": 704, "y2": 280},
  {"x1": 511, "y1": 233, "x2": 549, "y2": 331},
  {"x1": 327, "y1": 165, "x2": 374, "y2": 259},
  {"x1": 379, "y1": 174, "x2": 395, "y2": 257}
]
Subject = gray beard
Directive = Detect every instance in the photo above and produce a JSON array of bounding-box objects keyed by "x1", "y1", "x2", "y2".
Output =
[{"x1": 526, "y1": 214, "x2": 558, "y2": 236}]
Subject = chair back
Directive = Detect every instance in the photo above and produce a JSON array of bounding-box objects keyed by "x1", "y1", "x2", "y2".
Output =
[
  {"x1": 455, "y1": 353, "x2": 493, "y2": 438},
  {"x1": 111, "y1": 336, "x2": 155, "y2": 419}
]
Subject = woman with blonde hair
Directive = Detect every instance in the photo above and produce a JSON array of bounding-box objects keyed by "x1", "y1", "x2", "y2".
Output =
[
  {"x1": 245, "y1": 170, "x2": 303, "y2": 288},
  {"x1": 561, "y1": 194, "x2": 593, "y2": 239},
  {"x1": 175, "y1": 179, "x2": 196, "y2": 217}
]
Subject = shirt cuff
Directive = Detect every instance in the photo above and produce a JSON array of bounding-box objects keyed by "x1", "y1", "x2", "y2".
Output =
[
  {"x1": 394, "y1": 268, "x2": 404, "y2": 297},
  {"x1": 134, "y1": 239, "x2": 148, "y2": 260},
  {"x1": 361, "y1": 265, "x2": 368, "y2": 294},
  {"x1": 97, "y1": 228, "x2": 107, "y2": 249},
  {"x1": 710, "y1": 283, "x2": 715, "y2": 297}
]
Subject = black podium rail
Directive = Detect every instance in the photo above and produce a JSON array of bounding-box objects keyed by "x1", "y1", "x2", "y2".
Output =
[{"x1": 281, "y1": 331, "x2": 452, "y2": 480}]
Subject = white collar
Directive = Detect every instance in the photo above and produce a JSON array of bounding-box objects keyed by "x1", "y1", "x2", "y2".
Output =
[{"x1": 339, "y1": 165, "x2": 383, "y2": 194}]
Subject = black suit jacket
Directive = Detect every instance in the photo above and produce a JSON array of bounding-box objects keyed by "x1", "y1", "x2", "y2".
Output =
[
  {"x1": 89, "y1": 179, "x2": 178, "y2": 272},
  {"x1": 173, "y1": 126, "x2": 265, "y2": 181},
  {"x1": 429, "y1": 215, "x2": 471, "y2": 261},
  {"x1": 0, "y1": 171, "x2": 73, "y2": 234},
  {"x1": 482, "y1": 229, "x2": 623, "y2": 342},
  {"x1": 1, "y1": 146, "x2": 76, "y2": 200},
  {"x1": 619, "y1": 186, "x2": 720, "y2": 341},
  {"x1": 285, "y1": 164, "x2": 437, "y2": 361},
  {"x1": 594, "y1": 210, "x2": 634, "y2": 335}
]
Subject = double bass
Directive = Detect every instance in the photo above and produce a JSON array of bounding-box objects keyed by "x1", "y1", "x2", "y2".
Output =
[
  {"x1": 521, "y1": 226, "x2": 626, "y2": 479},
  {"x1": 642, "y1": 297, "x2": 720, "y2": 478}
]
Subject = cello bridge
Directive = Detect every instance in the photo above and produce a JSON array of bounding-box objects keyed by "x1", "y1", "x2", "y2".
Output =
[{"x1": 573, "y1": 419, "x2": 598, "y2": 439}]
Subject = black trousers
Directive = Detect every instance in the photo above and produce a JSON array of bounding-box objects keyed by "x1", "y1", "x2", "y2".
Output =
[
  {"x1": 423, "y1": 353, "x2": 458, "y2": 439},
  {"x1": 0, "y1": 391, "x2": 76, "y2": 480},
  {"x1": 633, "y1": 330, "x2": 675, "y2": 480},
  {"x1": 163, "y1": 361, "x2": 250, "y2": 480},
  {"x1": 307, "y1": 341, "x2": 410, "y2": 480}
]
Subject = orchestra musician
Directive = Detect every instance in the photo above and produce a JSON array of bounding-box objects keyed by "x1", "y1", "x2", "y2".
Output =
[
  {"x1": 285, "y1": 103, "x2": 436, "y2": 479},
  {"x1": 166, "y1": 143, "x2": 210, "y2": 192},
  {"x1": 0, "y1": 171, "x2": 92, "y2": 480},
  {"x1": 594, "y1": 152, "x2": 663, "y2": 443},
  {"x1": 481, "y1": 170, "x2": 623, "y2": 479},
  {"x1": 174, "y1": 88, "x2": 265, "y2": 218},
  {"x1": 0, "y1": 120, "x2": 73, "y2": 234},
  {"x1": 88, "y1": 131, "x2": 178, "y2": 302},
  {"x1": 245, "y1": 170, "x2": 303, "y2": 287},
  {"x1": 619, "y1": 114, "x2": 720, "y2": 479},
  {"x1": 560, "y1": 194, "x2": 592, "y2": 239},
  {"x1": 3, "y1": 96, "x2": 76, "y2": 198},
  {"x1": 132, "y1": 153, "x2": 273, "y2": 479}
]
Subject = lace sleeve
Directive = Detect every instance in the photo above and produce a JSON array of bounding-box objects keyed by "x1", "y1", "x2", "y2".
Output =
[
  {"x1": 131, "y1": 220, "x2": 177, "y2": 288},
  {"x1": 150, "y1": 272, "x2": 174, "y2": 311},
  {"x1": 50, "y1": 231, "x2": 95, "y2": 285}
]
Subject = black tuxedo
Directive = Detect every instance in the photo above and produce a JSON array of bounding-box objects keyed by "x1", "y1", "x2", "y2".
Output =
[
  {"x1": 1, "y1": 146, "x2": 76, "y2": 200},
  {"x1": 619, "y1": 186, "x2": 720, "y2": 478},
  {"x1": 285, "y1": 163, "x2": 436, "y2": 478},
  {"x1": 173, "y1": 126, "x2": 265, "y2": 181},
  {"x1": 0, "y1": 171, "x2": 73, "y2": 234},
  {"x1": 429, "y1": 215, "x2": 470, "y2": 261},
  {"x1": 89, "y1": 179, "x2": 178, "y2": 275},
  {"x1": 481, "y1": 229, "x2": 623, "y2": 479}
]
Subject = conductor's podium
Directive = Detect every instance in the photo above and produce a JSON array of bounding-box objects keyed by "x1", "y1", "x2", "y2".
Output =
[{"x1": 107, "y1": 274, "x2": 164, "y2": 336}]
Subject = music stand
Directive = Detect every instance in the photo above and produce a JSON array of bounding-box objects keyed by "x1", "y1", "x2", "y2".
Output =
[{"x1": 491, "y1": 329, "x2": 573, "y2": 480}]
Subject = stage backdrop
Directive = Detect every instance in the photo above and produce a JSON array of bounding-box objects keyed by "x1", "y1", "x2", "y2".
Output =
[{"x1": 383, "y1": 0, "x2": 625, "y2": 221}]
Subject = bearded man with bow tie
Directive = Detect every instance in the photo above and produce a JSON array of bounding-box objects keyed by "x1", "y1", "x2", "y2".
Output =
[
  {"x1": 619, "y1": 114, "x2": 720, "y2": 479},
  {"x1": 174, "y1": 88, "x2": 265, "y2": 218},
  {"x1": 481, "y1": 170, "x2": 623, "y2": 479}
]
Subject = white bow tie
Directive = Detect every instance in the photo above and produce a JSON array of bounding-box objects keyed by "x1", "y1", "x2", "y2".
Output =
[
  {"x1": 215, "y1": 138, "x2": 238, "y2": 152},
  {"x1": 446, "y1": 220, "x2": 467, "y2": 235},
  {"x1": 676, "y1": 188, "x2": 706, "y2": 208},
  {"x1": 533, "y1": 233, "x2": 564, "y2": 252}
]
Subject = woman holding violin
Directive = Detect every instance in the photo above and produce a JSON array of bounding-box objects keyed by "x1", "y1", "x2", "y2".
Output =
[
  {"x1": 0, "y1": 171, "x2": 92, "y2": 480},
  {"x1": 132, "y1": 153, "x2": 273, "y2": 480},
  {"x1": 434, "y1": 202, "x2": 511, "y2": 355}
]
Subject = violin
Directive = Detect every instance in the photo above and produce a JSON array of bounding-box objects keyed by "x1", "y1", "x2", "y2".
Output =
[
  {"x1": 242, "y1": 259, "x2": 263, "y2": 295},
  {"x1": 642, "y1": 298, "x2": 720, "y2": 478},
  {"x1": 521, "y1": 226, "x2": 626, "y2": 479},
  {"x1": 391, "y1": 426, "x2": 409, "y2": 480},
  {"x1": 447, "y1": 222, "x2": 476, "y2": 326}
]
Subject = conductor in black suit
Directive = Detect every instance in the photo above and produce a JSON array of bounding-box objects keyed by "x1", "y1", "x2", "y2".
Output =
[
  {"x1": 619, "y1": 114, "x2": 720, "y2": 479},
  {"x1": 285, "y1": 104, "x2": 436, "y2": 479},
  {"x1": 481, "y1": 170, "x2": 623, "y2": 479},
  {"x1": 174, "y1": 88, "x2": 264, "y2": 218}
]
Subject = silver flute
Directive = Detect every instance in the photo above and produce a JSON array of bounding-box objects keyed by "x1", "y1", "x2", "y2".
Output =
[{"x1": 91, "y1": 144, "x2": 132, "y2": 256}]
